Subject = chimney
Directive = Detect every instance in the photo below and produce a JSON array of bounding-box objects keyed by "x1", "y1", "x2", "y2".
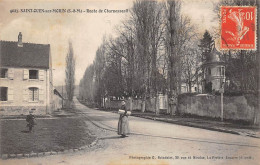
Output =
[{"x1": 18, "y1": 32, "x2": 23, "y2": 47}]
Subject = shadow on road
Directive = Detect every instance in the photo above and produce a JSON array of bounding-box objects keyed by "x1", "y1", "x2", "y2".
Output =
[{"x1": 99, "y1": 136, "x2": 122, "y2": 140}]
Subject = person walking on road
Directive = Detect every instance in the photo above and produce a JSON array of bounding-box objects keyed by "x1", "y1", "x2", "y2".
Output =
[{"x1": 117, "y1": 101, "x2": 130, "y2": 138}]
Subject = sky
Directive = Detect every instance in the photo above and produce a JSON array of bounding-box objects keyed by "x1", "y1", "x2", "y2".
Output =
[{"x1": 0, "y1": 0, "x2": 219, "y2": 86}]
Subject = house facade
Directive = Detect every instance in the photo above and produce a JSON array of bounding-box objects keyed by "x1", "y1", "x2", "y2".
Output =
[{"x1": 0, "y1": 32, "x2": 53, "y2": 115}]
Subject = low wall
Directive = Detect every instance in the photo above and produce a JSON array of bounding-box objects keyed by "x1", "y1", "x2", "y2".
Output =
[
  {"x1": 104, "y1": 99, "x2": 142, "y2": 110},
  {"x1": 104, "y1": 98, "x2": 159, "y2": 113},
  {"x1": 177, "y1": 94, "x2": 259, "y2": 124},
  {"x1": 128, "y1": 99, "x2": 143, "y2": 111},
  {"x1": 104, "y1": 100, "x2": 122, "y2": 109},
  {"x1": 0, "y1": 106, "x2": 47, "y2": 116}
]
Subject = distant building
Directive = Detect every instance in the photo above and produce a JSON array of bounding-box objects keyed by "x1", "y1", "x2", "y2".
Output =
[
  {"x1": 181, "y1": 83, "x2": 201, "y2": 93},
  {"x1": 53, "y1": 89, "x2": 63, "y2": 110},
  {"x1": 202, "y1": 46, "x2": 225, "y2": 93},
  {"x1": 0, "y1": 32, "x2": 54, "y2": 115}
]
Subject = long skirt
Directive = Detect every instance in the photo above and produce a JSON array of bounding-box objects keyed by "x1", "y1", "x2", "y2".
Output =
[{"x1": 117, "y1": 115, "x2": 130, "y2": 135}]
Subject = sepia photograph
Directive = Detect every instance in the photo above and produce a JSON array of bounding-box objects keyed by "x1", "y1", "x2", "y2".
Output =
[{"x1": 0, "y1": 0, "x2": 259, "y2": 164}]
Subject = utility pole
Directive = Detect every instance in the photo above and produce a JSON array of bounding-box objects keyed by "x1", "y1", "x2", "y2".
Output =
[
  {"x1": 220, "y1": 89, "x2": 224, "y2": 121},
  {"x1": 220, "y1": 81, "x2": 225, "y2": 122}
]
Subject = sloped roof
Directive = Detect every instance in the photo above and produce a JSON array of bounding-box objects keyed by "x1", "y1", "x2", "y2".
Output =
[
  {"x1": 0, "y1": 41, "x2": 50, "y2": 69},
  {"x1": 54, "y1": 89, "x2": 64, "y2": 99},
  {"x1": 210, "y1": 47, "x2": 222, "y2": 62},
  {"x1": 202, "y1": 47, "x2": 225, "y2": 67}
]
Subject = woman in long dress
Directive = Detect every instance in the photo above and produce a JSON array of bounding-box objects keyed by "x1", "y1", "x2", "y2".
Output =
[{"x1": 118, "y1": 101, "x2": 130, "y2": 138}]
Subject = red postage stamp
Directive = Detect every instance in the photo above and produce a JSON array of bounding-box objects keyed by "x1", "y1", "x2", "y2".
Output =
[{"x1": 221, "y1": 6, "x2": 257, "y2": 50}]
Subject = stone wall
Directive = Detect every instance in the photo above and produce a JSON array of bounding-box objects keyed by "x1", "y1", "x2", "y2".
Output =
[
  {"x1": 104, "y1": 100, "x2": 122, "y2": 109},
  {"x1": 177, "y1": 94, "x2": 259, "y2": 124},
  {"x1": 104, "y1": 98, "x2": 157, "y2": 112},
  {"x1": 0, "y1": 106, "x2": 47, "y2": 116},
  {"x1": 130, "y1": 99, "x2": 143, "y2": 110}
]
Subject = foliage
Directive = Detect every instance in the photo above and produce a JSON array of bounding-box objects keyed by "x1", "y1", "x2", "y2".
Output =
[
  {"x1": 65, "y1": 41, "x2": 75, "y2": 108},
  {"x1": 198, "y1": 31, "x2": 214, "y2": 63},
  {"x1": 164, "y1": 0, "x2": 197, "y2": 95},
  {"x1": 79, "y1": 64, "x2": 94, "y2": 102}
]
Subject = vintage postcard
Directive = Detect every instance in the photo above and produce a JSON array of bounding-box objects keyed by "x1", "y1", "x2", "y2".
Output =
[{"x1": 0, "y1": 0, "x2": 259, "y2": 165}]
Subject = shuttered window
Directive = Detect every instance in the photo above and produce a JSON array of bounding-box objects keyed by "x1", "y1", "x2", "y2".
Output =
[
  {"x1": 8, "y1": 88, "x2": 14, "y2": 101},
  {"x1": 0, "y1": 87, "x2": 8, "y2": 101},
  {"x1": 29, "y1": 87, "x2": 39, "y2": 101},
  {"x1": 39, "y1": 70, "x2": 44, "y2": 81},
  {"x1": 8, "y1": 69, "x2": 14, "y2": 80},
  {"x1": 0, "y1": 69, "x2": 8, "y2": 78},
  {"x1": 23, "y1": 69, "x2": 29, "y2": 80},
  {"x1": 39, "y1": 88, "x2": 44, "y2": 101},
  {"x1": 218, "y1": 67, "x2": 225, "y2": 76}
]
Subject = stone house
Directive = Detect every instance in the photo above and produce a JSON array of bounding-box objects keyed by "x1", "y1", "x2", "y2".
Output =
[
  {"x1": 202, "y1": 46, "x2": 225, "y2": 93},
  {"x1": 0, "y1": 32, "x2": 53, "y2": 115},
  {"x1": 181, "y1": 83, "x2": 202, "y2": 93}
]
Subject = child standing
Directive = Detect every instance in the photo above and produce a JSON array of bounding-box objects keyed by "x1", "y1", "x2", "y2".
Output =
[{"x1": 26, "y1": 111, "x2": 36, "y2": 132}]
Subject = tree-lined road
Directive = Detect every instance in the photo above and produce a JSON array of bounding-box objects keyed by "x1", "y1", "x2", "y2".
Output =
[{"x1": 1, "y1": 98, "x2": 259, "y2": 165}]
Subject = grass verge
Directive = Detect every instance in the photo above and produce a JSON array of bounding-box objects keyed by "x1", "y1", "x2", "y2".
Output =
[{"x1": 0, "y1": 117, "x2": 95, "y2": 154}]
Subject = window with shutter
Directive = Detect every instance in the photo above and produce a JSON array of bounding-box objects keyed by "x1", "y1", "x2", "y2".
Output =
[
  {"x1": 8, "y1": 69, "x2": 14, "y2": 80},
  {"x1": 23, "y1": 69, "x2": 29, "y2": 80},
  {"x1": 29, "y1": 87, "x2": 39, "y2": 101},
  {"x1": 221, "y1": 67, "x2": 225, "y2": 76},
  {"x1": 39, "y1": 88, "x2": 44, "y2": 101},
  {"x1": 8, "y1": 87, "x2": 14, "y2": 101},
  {"x1": 0, "y1": 87, "x2": 8, "y2": 101},
  {"x1": 0, "y1": 69, "x2": 8, "y2": 78},
  {"x1": 39, "y1": 70, "x2": 44, "y2": 81}
]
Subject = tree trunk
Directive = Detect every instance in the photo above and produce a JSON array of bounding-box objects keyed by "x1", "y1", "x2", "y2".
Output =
[
  {"x1": 155, "y1": 94, "x2": 159, "y2": 115},
  {"x1": 141, "y1": 99, "x2": 146, "y2": 113}
]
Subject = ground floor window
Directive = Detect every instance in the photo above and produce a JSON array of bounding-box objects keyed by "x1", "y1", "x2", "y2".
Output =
[
  {"x1": 29, "y1": 87, "x2": 39, "y2": 101},
  {"x1": 0, "y1": 87, "x2": 8, "y2": 101}
]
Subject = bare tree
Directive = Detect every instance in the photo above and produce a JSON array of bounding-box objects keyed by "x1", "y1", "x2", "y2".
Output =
[
  {"x1": 182, "y1": 41, "x2": 200, "y2": 92},
  {"x1": 105, "y1": 36, "x2": 125, "y2": 98},
  {"x1": 79, "y1": 0, "x2": 198, "y2": 113},
  {"x1": 93, "y1": 40, "x2": 107, "y2": 107},
  {"x1": 65, "y1": 41, "x2": 75, "y2": 108},
  {"x1": 131, "y1": 0, "x2": 165, "y2": 112},
  {"x1": 115, "y1": 21, "x2": 136, "y2": 98},
  {"x1": 79, "y1": 64, "x2": 94, "y2": 103},
  {"x1": 164, "y1": 0, "x2": 196, "y2": 95}
]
